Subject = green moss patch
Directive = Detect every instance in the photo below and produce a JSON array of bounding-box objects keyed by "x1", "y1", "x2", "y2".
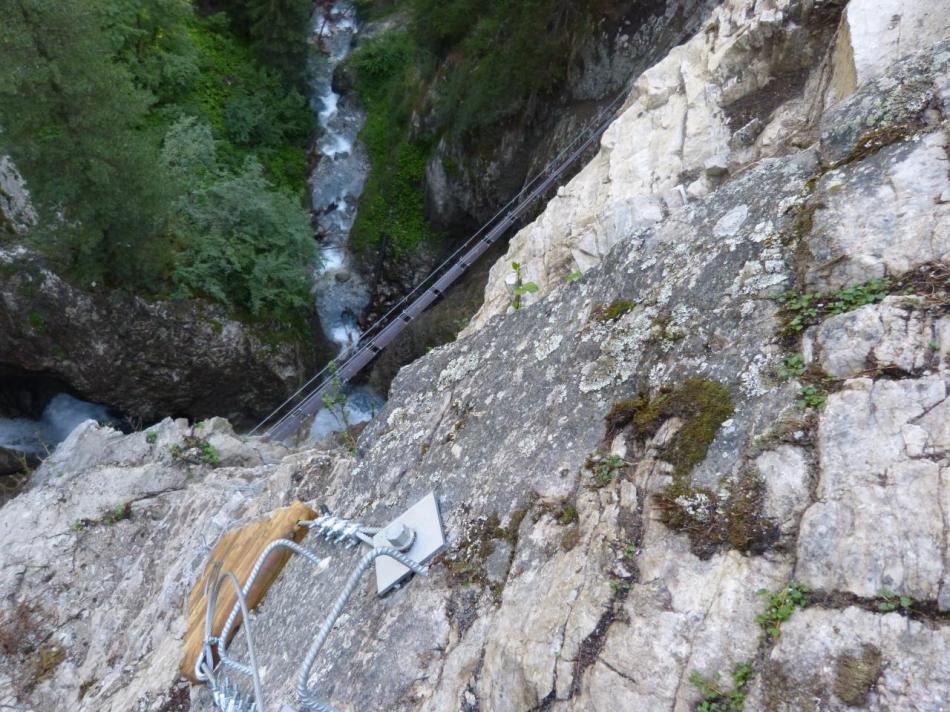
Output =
[
  {"x1": 605, "y1": 378, "x2": 733, "y2": 479},
  {"x1": 828, "y1": 124, "x2": 920, "y2": 171},
  {"x1": 605, "y1": 379, "x2": 778, "y2": 558},
  {"x1": 655, "y1": 470, "x2": 777, "y2": 559},
  {"x1": 834, "y1": 645, "x2": 883, "y2": 706},
  {"x1": 591, "y1": 299, "x2": 636, "y2": 323},
  {"x1": 440, "y1": 509, "x2": 526, "y2": 598}
]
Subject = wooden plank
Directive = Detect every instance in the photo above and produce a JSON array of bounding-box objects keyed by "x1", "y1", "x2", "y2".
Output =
[{"x1": 180, "y1": 500, "x2": 317, "y2": 682}]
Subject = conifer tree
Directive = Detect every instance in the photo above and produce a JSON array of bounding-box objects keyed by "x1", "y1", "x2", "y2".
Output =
[
  {"x1": 0, "y1": 0, "x2": 173, "y2": 286},
  {"x1": 238, "y1": 0, "x2": 313, "y2": 84}
]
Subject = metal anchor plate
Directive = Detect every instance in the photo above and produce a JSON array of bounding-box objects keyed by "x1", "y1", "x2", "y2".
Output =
[{"x1": 373, "y1": 492, "x2": 446, "y2": 595}]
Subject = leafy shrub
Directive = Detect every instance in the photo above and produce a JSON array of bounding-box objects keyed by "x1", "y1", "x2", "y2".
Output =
[
  {"x1": 411, "y1": 0, "x2": 612, "y2": 135},
  {"x1": 0, "y1": 1, "x2": 313, "y2": 325},
  {"x1": 172, "y1": 158, "x2": 316, "y2": 321},
  {"x1": 348, "y1": 31, "x2": 435, "y2": 254}
]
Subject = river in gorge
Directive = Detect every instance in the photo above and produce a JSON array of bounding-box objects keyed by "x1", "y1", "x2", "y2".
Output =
[
  {"x1": 305, "y1": 1, "x2": 384, "y2": 442},
  {"x1": 0, "y1": 4, "x2": 382, "y2": 459}
]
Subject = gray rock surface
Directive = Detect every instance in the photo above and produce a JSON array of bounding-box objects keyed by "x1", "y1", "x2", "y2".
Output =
[
  {"x1": 746, "y1": 606, "x2": 950, "y2": 710},
  {"x1": 0, "y1": 248, "x2": 334, "y2": 426},
  {"x1": 0, "y1": 418, "x2": 298, "y2": 711},
  {"x1": 0, "y1": 156, "x2": 34, "y2": 235},
  {"x1": 796, "y1": 376, "x2": 950, "y2": 605},
  {"x1": 1, "y1": 5, "x2": 949, "y2": 712}
]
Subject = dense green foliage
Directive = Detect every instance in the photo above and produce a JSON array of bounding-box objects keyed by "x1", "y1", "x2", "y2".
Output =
[
  {"x1": 164, "y1": 118, "x2": 315, "y2": 318},
  {"x1": 411, "y1": 0, "x2": 604, "y2": 134},
  {"x1": 348, "y1": 31, "x2": 433, "y2": 254},
  {"x1": 217, "y1": 0, "x2": 314, "y2": 84},
  {"x1": 348, "y1": 0, "x2": 609, "y2": 253},
  {"x1": 0, "y1": 0, "x2": 315, "y2": 323},
  {"x1": 0, "y1": 0, "x2": 175, "y2": 285}
]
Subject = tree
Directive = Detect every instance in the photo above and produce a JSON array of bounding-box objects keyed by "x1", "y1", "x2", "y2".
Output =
[
  {"x1": 229, "y1": 0, "x2": 313, "y2": 84},
  {"x1": 99, "y1": 0, "x2": 200, "y2": 102},
  {"x1": 171, "y1": 156, "x2": 317, "y2": 321},
  {"x1": 0, "y1": 0, "x2": 173, "y2": 287}
]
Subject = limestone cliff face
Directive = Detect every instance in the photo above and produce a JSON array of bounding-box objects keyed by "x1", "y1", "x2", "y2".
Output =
[
  {"x1": 465, "y1": 0, "x2": 950, "y2": 334},
  {"x1": 420, "y1": 0, "x2": 718, "y2": 233},
  {"x1": 0, "y1": 248, "x2": 335, "y2": 426},
  {"x1": 2, "y1": 2, "x2": 950, "y2": 711},
  {"x1": 360, "y1": 0, "x2": 719, "y2": 325}
]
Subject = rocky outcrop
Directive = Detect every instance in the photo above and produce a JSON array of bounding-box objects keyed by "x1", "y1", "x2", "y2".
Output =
[
  {"x1": 1, "y1": 4, "x2": 949, "y2": 712},
  {"x1": 0, "y1": 248, "x2": 335, "y2": 426},
  {"x1": 0, "y1": 156, "x2": 35, "y2": 236},
  {"x1": 465, "y1": 0, "x2": 949, "y2": 334},
  {"x1": 0, "y1": 418, "x2": 295, "y2": 710},
  {"x1": 422, "y1": 0, "x2": 719, "y2": 234},
  {"x1": 360, "y1": 0, "x2": 719, "y2": 322}
]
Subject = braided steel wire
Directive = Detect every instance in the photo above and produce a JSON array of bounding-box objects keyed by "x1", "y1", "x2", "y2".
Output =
[
  {"x1": 199, "y1": 524, "x2": 427, "y2": 712},
  {"x1": 295, "y1": 547, "x2": 428, "y2": 712}
]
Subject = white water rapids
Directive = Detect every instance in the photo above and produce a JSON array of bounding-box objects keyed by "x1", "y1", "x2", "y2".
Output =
[
  {"x1": 306, "y1": 1, "x2": 383, "y2": 441},
  {"x1": 0, "y1": 393, "x2": 118, "y2": 456}
]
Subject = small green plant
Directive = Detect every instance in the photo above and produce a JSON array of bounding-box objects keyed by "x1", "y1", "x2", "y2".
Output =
[
  {"x1": 28, "y1": 312, "x2": 46, "y2": 334},
  {"x1": 321, "y1": 367, "x2": 357, "y2": 454},
  {"x1": 795, "y1": 385, "x2": 826, "y2": 409},
  {"x1": 609, "y1": 579, "x2": 633, "y2": 593},
  {"x1": 689, "y1": 661, "x2": 753, "y2": 711},
  {"x1": 756, "y1": 581, "x2": 809, "y2": 638},
  {"x1": 103, "y1": 503, "x2": 131, "y2": 524},
  {"x1": 70, "y1": 520, "x2": 86, "y2": 533},
  {"x1": 198, "y1": 441, "x2": 220, "y2": 465},
  {"x1": 145, "y1": 431, "x2": 158, "y2": 445},
  {"x1": 624, "y1": 543, "x2": 636, "y2": 559},
  {"x1": 876, "y1": 589, "x2": 912, "y2": 613},
  {"x1": 590, "y1": 454, "x2": 626, "y2": 485},
  {"x1": 509, "y1": 262, "x2": 539, "y2": 309},
  {"x1": 777, "y1": 292, "x2": 819, "y2": 333},
  {"x1": 778, "y1": 353, "x2": 806, "y2": 379},
  {"x1": 779, "y1": 279, "x2": 895, "y2": 334},
  {"x1": 565, "y1": 270, "x2": 583, "y2": 282},
  {"x1": 168, "y1": 443, "x2": 183, "y2": 458},
  {"x1": 828, "y1": 278, "x2": 891, "y2": 315},
  {"x1": 928, "y1": 339, "x2": 940, "y2": 351}
]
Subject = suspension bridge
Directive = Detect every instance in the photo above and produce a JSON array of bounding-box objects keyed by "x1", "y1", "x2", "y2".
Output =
[{"x1": 250, "y1": 86, "x2": 632, "y2": 443}]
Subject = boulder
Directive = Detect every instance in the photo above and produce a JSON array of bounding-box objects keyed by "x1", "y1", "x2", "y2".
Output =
[{"x1": 0, "y1": 249, "x2": 335, "y2": 427}]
